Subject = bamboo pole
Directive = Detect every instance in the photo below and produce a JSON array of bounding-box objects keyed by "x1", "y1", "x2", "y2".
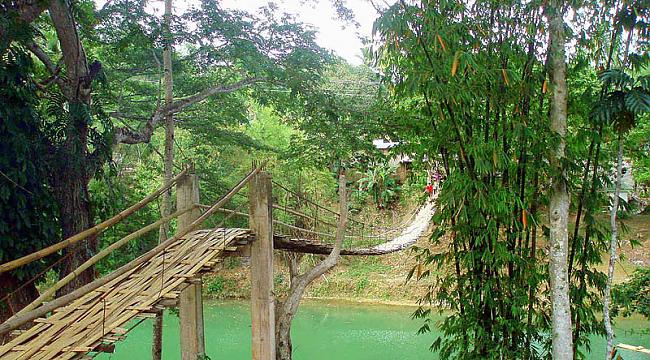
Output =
[
  {"x1": 0, "y1": 164, "x2": 263, "y2": 336},
  {"x1": 0, "y1": 168, "x2": 189, "y2": 274},
  {"x1": 12, "y1": 206, "x2": 196, "y2": 318}
]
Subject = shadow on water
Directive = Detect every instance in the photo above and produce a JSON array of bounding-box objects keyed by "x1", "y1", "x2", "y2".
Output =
[{"x1": 97, "y1": 300, "x2": 649, "y2": 360}]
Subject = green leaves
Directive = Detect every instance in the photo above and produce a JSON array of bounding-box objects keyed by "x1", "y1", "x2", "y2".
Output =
[
  {"x1": 370, "y1": 0, "x2": 642, "y2": 357},
  {"x1": 599, "y1": 69, "x2": 634, "y2": 88},
  {"x1": 612, "y1": 267, "x2": 650, "y2": 319},
  {"x1": 625, "y1": 88, "x2": 650, "y2": 114},
  {"x1": 356, "y1": 162, "x2": 401, "y2": 209},
  {"x1": 592, "y1": 66, "x2": 650, "y2": 135},
  {"x1": 0, "y1": 46, "x2": 60, "y2": 279}
]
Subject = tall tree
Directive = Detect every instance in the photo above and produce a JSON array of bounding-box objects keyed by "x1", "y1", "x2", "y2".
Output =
[
  {"x1": 2, "y1": 0, "x2": 329, "y2": 303},
  {"x1": 46, "y1": 0, "x2": 104, "y2": 295},
  {"x1": 153, "y1": 0, "x2": 175, "y2": 357},
  {"x1": 545, "y1": 0, "x2": 573, "y2": 357},
  {"x1": 599, "y1": 66, "x2": 650, "y2": 359}
]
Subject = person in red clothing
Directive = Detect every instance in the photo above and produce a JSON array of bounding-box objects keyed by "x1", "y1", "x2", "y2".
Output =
[{"x1": 425, "y1": 183, "x2": 434, "y2": 194}]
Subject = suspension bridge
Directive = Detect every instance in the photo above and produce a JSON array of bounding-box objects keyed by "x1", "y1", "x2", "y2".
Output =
[{"x1": 0, "y1": 163, "x2": 435, "y2": 360}]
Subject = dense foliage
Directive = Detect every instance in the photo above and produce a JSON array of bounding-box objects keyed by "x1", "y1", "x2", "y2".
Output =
[
  {"x1": 372, "y1": 0, "x2": 649, "y2": 358},
  {"x1": 613, "y1": 266, "x2": 650, "y2": 320},
  {"x1": 0, "y1": 47, "x2": 59, "y2": 280},
  {"x1": 1, "y1": 0, "x2": 650, "y2": 358}
]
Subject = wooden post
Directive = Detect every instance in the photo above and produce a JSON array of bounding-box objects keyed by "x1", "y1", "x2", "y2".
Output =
[
  {"x1": 249, "y1": 171, "x2": 276, "y2": 359},
  {"x1": 177, "y1": 169, "x2": 206, "y2": 360}
]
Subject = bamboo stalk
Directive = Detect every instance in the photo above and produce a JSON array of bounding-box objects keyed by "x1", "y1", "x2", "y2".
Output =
[
  {"x1": 13, "y1": 206, "x2": 196, "y2": 317},
  {"x1": 0, "y1": 165, "x2": 263, "y2": 336},
  {"x1": 0, "y1": 168, "x2": 189, "y2": 274}
]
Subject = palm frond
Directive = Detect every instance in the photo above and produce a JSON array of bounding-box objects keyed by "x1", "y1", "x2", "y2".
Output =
[
  {"x1": 624, "y1": 88, "x2": 650, "y2": 114},
  {"x1": 598, "y1": 69, "x2": 633, "y2": 88}
]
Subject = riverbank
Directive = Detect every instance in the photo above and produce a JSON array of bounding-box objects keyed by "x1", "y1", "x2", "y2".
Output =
[{"x1": 204, "y1": 213, "x2": 650, "y2": 305}]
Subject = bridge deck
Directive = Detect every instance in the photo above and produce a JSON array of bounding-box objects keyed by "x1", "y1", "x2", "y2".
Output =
[{"x1": 0, "y1": 228, "x2": 251, "y2": 360}]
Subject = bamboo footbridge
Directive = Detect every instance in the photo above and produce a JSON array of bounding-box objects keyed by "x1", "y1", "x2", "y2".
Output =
[
  {"x1": 0, "y1": 229, "x2": 250, "y2": 360},
  {"x1": 0, "y1": 163, "x2": 436, "y2": 360}
]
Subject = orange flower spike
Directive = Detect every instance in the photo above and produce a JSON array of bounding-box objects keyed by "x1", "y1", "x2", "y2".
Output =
[
  {"x1": 451, "y1": 51, "x2": 460, "y2": 76},
  {"x1": 501, "y1": 69, "x2": 509, "y2": 86},
  {"x1": 522, "y1": 209, "x2": 528, "y2": 230},
  {"x1": 437, "y1": 34, "x2": 447, "y2": 52}
]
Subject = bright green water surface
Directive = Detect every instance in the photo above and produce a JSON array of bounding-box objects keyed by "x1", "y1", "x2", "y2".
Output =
[{"x1": 97, "y1": 300, "x2": 649, "y2": 359}]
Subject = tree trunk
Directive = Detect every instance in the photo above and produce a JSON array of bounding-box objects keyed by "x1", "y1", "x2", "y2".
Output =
[
  {"x1": 159, "y1": 0, "x2": 174, "y2": 242},
  {"x1": 546, "y1": 0, "x2": 573, "y2": 358},
  {"x1": 48, "y1": 0, "x2": 97, "y2": 296},
  {"x1": 54, "y1": 103, "x2": 96, "y2": 296},
  {"x1": 151, "y1": 309, "x2": 164, "y2": 360},
  {"x1": 154, "y1": 0, "x2": 174, "y2": 357},
  {"x1": 604, "y1": 133, "x2": 624, "y2": 360},
  {"x1": 275, "y1": 172, "x2": 348, "y2": 360},
  {"x1": 0, "y1": 273, "x2": 39, "y2": 344},
  {"x1": 54, "y1": 171, "x2": 95, "y2": 296}
]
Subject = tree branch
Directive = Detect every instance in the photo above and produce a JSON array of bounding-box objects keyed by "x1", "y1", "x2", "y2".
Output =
[
  {"x1": 166, "y1": 76, "x2": 264, "y2": 113},
  {"x1": 113, "y1": 76, "x2": 264, "y2": 144},
  {"x1": 0, "y1": 1, "x2": 48, "y2": 42},
  {"x1": 291, "y1": 172, "x2": 347, "y2": 294},
  {"x1": 25, "y1": 42, "x2": 64, "y2": 88},
  {"x1": 26, "y1": 42, "x2": 56, "y2": 73}
]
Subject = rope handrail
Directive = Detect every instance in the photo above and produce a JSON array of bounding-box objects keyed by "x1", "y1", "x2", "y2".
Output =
[
  {"x1": 0, "y1": 167, "x2": 190, "y2": 275},
  {"x1": 271, "y1": 179, "x2": 410, "y2": 232},
  {"x1": 12, "y1": 205, "x2": 197, "y2": 318},
  {"x1": 194, "y1": 201, "x2": 249, "y2": 244},
  {"x1": 196, "y1": 204, "x2": 388, "y2": 241},
  {"x1": 273, "y1": 204, "x2": 339, "y2": 229},
  {"x1": 271, "y1": 180, "x2": 340, "y2": 216},
  {"x1": 0, "y1": 164, "x2": 264, "y2": 336},
  {"x1": 273, "y1": 219, "x2": 387, "y2": 240},
  {"x1": 276, "y1": 200, "x2": 436, "y2": 256}
]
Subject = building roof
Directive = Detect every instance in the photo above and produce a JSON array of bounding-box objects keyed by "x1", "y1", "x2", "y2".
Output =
[{"x1": 372, "y1": 139, "x2": 399, "y2": 150}]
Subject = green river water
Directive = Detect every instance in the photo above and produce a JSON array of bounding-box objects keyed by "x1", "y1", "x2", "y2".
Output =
[{"x1": 97, "y1": 300, "x2": 649, "y2": 359}]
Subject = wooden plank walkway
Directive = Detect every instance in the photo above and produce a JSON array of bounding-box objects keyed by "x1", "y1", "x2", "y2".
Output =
[{"x1": 0, "y1": 228, "x2": 251, "y2": 360}]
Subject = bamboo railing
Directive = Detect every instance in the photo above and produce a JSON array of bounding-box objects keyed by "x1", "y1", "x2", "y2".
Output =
[
  {"x1": 13, "y1": 206, "x2": 197, "y2": 317},
  {"x1": 0, "y1": 168, "x2": 189, "y2": 274},
  {"x1": 0, "y1": 164, "x2": 263, "y2": 336}
]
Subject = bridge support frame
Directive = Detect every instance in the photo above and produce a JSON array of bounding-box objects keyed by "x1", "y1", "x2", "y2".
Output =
[
  {"x1": 249, "y1": 170, "x2": 276, "y2": 359},
  {"x1": 177, "y1": 170, "x2": 206, "y2": 360}
]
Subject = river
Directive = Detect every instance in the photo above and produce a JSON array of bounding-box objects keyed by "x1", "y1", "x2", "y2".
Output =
[{"x1": 97, "y1": 300, "x2": 649, "y2": 359}]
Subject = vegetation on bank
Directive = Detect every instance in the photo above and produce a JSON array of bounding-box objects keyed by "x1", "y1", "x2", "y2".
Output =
[
  {"x1": 2, "y1": 0, "x2": 650, "y2": 359},
  {"x1": 203, "y1": 212, "x2": 650, "y2": 307}
]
